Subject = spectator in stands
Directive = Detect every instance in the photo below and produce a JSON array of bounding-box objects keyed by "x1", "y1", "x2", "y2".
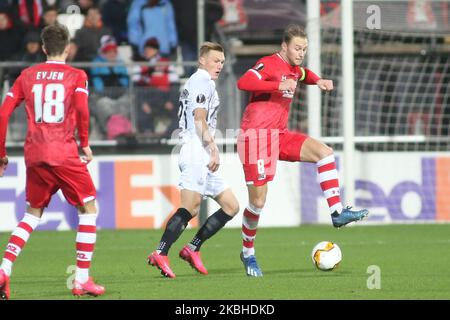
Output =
[
  {"x1": 77, "y1": 0, "x2": 98, "y2": 15},
  {"x1": 14, "y1": 30, "x2": 46, "y2": 63},
  {"x1": 38, "y1": 5, "x2": 58, "y2": 31},
  {"x1": 41, "y1": 0, "x2": 63, "y2": 11},
  {"x1": 127, "y1": 0, "x2": 177, "y2": 59},
  {"x1": 15, "y1": 0, "x2": 44, "y2": 30},
  {"x1": 101, "y1": 0, "x2": 129, "y2": 44},
  {"x1": 0, "y1": 10, "x2": 23, "y2": 62},
  {"x1": 131, "y1": 37, "x2": 179, "y2": 135},
  {"x1": 73, "y1": 6, "x2": 112, "y2": 62},
  {"x1": 90, "y1": 35, "x2": 133, "y2": 139},
  {"x1": 172, "y1": 0, "x2": 223, "y2": 76},
  {"x1": 0, "y1": 1, "x2": 14, "y2": 11},
  {"x1": 132, "y1": 37, "x2": 178, "y2": 91},
  {"x1": 8, "y1": 30, "x2": 46, "y2": 83}
]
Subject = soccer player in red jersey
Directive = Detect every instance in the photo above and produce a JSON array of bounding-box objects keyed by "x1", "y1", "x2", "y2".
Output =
[
  {"x1": 0, "y1": 24, "x2": 105, "y2": 298},
  {"x1": 237, "y1": 24, "x2": 369, "y2": 277}
]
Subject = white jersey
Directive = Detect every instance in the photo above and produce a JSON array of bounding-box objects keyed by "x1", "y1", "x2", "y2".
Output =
[{"x1": 178, "y1": 68, "x2": 220, "y2": 143}]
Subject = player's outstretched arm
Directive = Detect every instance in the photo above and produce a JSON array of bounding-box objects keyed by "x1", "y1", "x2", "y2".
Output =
[
  {"x1": 237, "y1": 68, "x2": 279, "y2": 92},
  {"x1": 316, "y1": 79, "x2": 334, "y2": 91},
  {"x1": 194, "y1": 108, "x2": 220, "y2": 172},
  {"x1": 300, "y1": 68, "x2": 333, "y2": 92}
]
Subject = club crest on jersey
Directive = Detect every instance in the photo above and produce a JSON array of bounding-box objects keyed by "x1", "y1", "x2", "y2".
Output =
[
  {"x1": 254, "y1": 63, "x2": 264, "y2": 71},
  {"x1": 196, "y1": 94, "x2": 206, "y2": 104},
  {"x1": 180, "y1": 89, "x2": 189, "y2": 99},
  {"x1": 281, "y1": 75, "x2": 295, "y2": 98}
]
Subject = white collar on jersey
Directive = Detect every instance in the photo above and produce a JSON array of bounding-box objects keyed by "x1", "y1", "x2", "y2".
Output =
[
  {"x1": 46, "y1": 60, "x2": 66, "y2": 64},
  {"x1": 196, "y1": 68, "x2": 212, "y2": 80},
  {"x1": 276, "y1": 52, "x2": 289, "y2": 64}
]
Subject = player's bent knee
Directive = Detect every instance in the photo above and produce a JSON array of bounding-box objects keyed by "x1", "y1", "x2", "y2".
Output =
[
  {"x1": 250, "y1": 197, "x2": 266, "y2": 210},
  {"x1": 188, "y1": 206, "x2": 200, "y2": 217},
  {"x1": 223, "y1": 202, "x2": 240, "y2": 216}
]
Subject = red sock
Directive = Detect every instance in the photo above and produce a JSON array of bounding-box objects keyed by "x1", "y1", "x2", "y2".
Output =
[{"x1": 241, "y1": 205, "x2": 261, "y2": 258}]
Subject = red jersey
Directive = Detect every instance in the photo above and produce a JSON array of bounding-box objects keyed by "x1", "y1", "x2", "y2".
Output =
[
  {"x1": 238, "y1": 53, "x2": 320, "y2": 131},
  {"x1": 0, "y1": 61, "x2": 90, "y2": 167}
]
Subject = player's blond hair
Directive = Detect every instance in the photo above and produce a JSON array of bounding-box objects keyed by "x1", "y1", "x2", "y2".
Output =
[
  {"x1": 283, "y1": 24, "x2": 307, "y2": 44},
  {"x1": 199, "y1": 42, "x2": 224, "y2": 58}
]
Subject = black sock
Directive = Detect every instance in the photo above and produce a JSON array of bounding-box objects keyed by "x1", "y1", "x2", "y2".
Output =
[
  {"x1": 189, "y1": 209, "x2": 233, "y2": 251},
  {"x1": 157, "y1": 208, "x2": 192, "y2": 255}
]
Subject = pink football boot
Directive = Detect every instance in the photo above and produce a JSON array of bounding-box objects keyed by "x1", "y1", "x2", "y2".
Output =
[
  {"x1": 0, "y1": 269, "x2": 10, "y2": 300},
  {"x1": 72, "y1": 277, "x2": 105, "y2": 297},
  {"x1": 179, "y1": 246, "x2": 208, "y2": 275},
  {"x1": 147, "y1": 251, "x2": 176, "y2": 278}
]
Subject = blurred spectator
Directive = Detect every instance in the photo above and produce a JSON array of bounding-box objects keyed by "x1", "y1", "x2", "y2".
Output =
[
  {"x1": 77, "y1": 0, "x2": 98, "y2": 15},
  {"x1": 0, "y1": 1, "x2": 14, "y2": 10},
  {"x1": 101, "y1": 0, "x2": 129, "y2": 44},
  {"x1": 127, "y1": 0, "x2": 177, "y2": 58},
  {"x1": 172, "y1": 0, "x2": 223, "y2": 76},
  {"x1": 131, "y1": 37, "x2": 178, "y2": 91},
  {"x1": 131, "y1": 37, "x2": 179, "y2": 135},
  {"x1": 0, "y1": 10, "x2": 23, "y2": 62},
  {"x1": 16, "y1": 0, "x2": 44, "y2": 30},
  {"x1": 14, "y1": 30, "x2": 46, "y2": 63},
  {"x1": 38, "y1": 5, "x2": 58, "y2": 31},
  {"x1": 90, "y1": 35, "x2": 133, "y2": 139},
  {"x1": 8, "y1": 30, "x2": 45, "y2": 82},
  {"x1": 73, "y1": 6, "x2": 112, "y2": 61},
  {"x1": 41, "y1": 0, "x2": 64, "y2": 10}
]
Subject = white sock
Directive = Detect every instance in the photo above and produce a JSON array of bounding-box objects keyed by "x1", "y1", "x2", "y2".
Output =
[{"x1": 1, "y1": 258, "x2": 13, "y2": 277}]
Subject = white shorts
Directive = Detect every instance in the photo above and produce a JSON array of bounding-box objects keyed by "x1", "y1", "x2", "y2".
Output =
[{"x1": 178, "y1": 138, "x2": 228, "y2": 198}]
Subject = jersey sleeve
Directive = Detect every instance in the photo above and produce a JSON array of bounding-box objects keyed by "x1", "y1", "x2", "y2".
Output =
[
  {"x1": 299, "y1": 67, "x2": 321, "y2": 85},
  {"x1": 237, "y1": 57, "x2": 280, "y2": 92},
  {"x1": 190, "y1": 79, "x2": 213, "y2": 112},
  {"x1": 73, "y1": 70, "x2": 90, "y2": 148},
  {"x1": 0, "y1": 74, "x2": 25, "y2": 157}
]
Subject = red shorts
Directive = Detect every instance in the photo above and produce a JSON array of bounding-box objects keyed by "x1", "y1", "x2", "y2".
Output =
[
  {"x1": 237, "y1": 129, "x2": 309, "y2": 186},
  {"x1": 26, "y1": 164, "x2": 96, "y2": 208}
]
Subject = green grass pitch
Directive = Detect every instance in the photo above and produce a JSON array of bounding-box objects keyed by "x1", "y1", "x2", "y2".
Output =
[{"x1": 1, "y1": 224, "x2": 449, "y2": 300}]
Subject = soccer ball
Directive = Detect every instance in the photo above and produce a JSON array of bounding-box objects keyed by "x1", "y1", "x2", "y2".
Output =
[{"x1": 311, "y1": 241, "x2": 342, "y2": 271}]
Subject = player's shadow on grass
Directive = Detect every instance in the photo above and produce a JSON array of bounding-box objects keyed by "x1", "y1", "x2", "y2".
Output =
[
  {"x1": 171, "y1": 267, "x2": 243, "y2": 279},
  {"x1": 262, "y1": 268, "x2": 351, "y2": 276}
]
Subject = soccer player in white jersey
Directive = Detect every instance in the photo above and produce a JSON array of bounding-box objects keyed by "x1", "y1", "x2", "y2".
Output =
[{"x1": 147, "y1": 42, "x2": 240, "y2": 278}]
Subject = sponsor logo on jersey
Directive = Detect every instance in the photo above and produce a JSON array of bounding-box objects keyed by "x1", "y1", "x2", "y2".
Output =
[
  {"x1": 257, "y1": 173, "x2": 266, "y2": 180},
  {"x1": 254, "y1": 63, "x2": 264, "y2": 71},
  {"x1": 281, "y1": 75, "x2": 295, "y2": 98},
  {"x1": 196, "y1": 94, "x2": 206, "y2": 104}
]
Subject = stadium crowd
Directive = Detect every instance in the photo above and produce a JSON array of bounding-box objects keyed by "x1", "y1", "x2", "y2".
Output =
[{"x1": 0, "y1": 0, "x2": 224, "y2": 140}]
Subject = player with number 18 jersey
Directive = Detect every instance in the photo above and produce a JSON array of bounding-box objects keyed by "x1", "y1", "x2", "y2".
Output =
[{"x1": 0, "y1": 61, "x2": 95, "y2": 208}]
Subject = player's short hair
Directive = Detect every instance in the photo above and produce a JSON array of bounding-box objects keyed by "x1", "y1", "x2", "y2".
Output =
[
  {"x1": 283, "y1": 24, "x2": 307, "y2": 44},
  {"x1": 41, "y1": 24, "x2": 70, "y2": 57},
  {"x1": 199, "y1": 42, "x2": 224, "y2": 58}
]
